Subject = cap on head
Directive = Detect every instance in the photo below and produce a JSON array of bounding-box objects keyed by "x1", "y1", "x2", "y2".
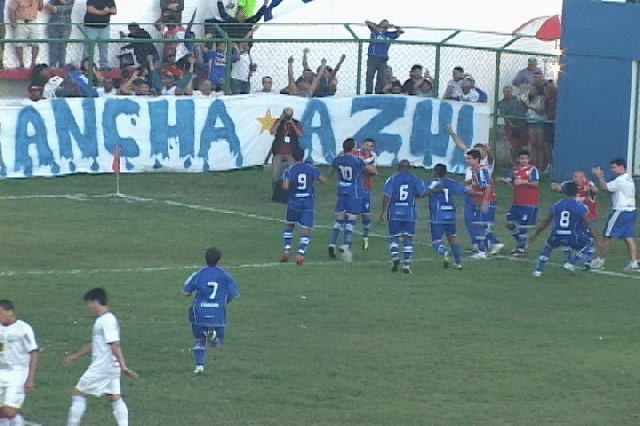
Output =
[{"x1": 528, "y1": 57, "x2": 537, "y2": 64}]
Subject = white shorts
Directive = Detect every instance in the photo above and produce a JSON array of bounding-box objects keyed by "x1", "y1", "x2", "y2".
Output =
[
  {"x1": 0, "y1": 383, "x2": 25, "y2": 409},
  {"x1": 14, "y1": 23, "x2": 41, "y2": 47},
  {"x1": 75, "y1": 369, "x2": 121, "y2": 397}
]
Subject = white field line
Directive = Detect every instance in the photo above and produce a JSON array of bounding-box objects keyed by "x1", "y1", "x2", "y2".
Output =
[{"x1": 2, "y1": 193, "x2": 640, "y2": 280}]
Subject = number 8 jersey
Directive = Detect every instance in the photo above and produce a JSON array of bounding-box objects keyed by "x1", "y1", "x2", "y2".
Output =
[{"x1": 550, "y1": 197, "x2": 590, "y2": 237}]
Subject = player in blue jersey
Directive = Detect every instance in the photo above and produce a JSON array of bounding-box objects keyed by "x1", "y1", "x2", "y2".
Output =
[
  {"x1": 182, "y1": 247, "x2": 240, "y2": 374},
  {"x1": 280, "y1": 147, "x2": 327, "y2": 265},
  {"x1": 380, "y1": 160, "x2": 427, "y2": 273},
  {"x1": 329, "y1": 138, "x2": 377, "y2": 262},
  {"x1": 528, "y1": 182, "x2": 599, "y2": 276},
  {"x1": 425, "y1": 164, "x2": 468, "y2": 269}
]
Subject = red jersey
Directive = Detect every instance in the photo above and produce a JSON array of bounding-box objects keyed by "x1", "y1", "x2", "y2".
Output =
[
  {"x1": 563, "y1": 179, "x2": 597, "y2": 220},
  {"x1": 354, "y1": 149, "x2": 377, "y2": 190},
  {"x1": 471, "y1": 165, "x2": 497, "y2": 204},
  {"x1": 509, "y1": 165, "x2": 539, "y2": 206}
]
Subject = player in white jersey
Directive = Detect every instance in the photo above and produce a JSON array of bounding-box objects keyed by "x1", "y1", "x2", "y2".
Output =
[
  {"x1": 63, "y1": 288, "x2": 138, "y2": 426},
  {"x1": 0, "y1": 300, "x2": 38, "y2": 426}
]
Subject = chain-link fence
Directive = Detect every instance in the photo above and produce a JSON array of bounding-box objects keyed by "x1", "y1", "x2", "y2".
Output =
[{"x1": 0, "y1": 22, "x2": 558, "y2": 165}]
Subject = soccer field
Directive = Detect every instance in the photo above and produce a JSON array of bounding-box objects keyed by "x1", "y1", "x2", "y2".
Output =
[{"x1": 2, "y1": 167, "x2": 639, "y2": 426}]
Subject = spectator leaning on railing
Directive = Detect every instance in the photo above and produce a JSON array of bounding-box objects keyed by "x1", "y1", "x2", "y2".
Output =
[{"x1": 119, "y1": 23, "x2": 159, "y2": 66}]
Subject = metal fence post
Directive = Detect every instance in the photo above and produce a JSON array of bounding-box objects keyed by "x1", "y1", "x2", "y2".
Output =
[{"x1": 344, "y1": 24, "x2": 361, "y2": 95}]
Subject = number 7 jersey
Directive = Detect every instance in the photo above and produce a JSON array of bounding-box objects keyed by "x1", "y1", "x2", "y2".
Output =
[{"x1": 182, "y1": 266, "x2": 240, "y2": 326}]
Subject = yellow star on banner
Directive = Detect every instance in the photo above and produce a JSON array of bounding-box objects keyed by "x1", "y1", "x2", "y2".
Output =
[{"x1": 256, "y1": 108, "x2": 277, "y2": 134}]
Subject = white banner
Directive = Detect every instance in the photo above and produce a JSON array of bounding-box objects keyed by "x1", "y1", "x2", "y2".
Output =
[{"x1": 0, "y1": 94, "x2": 490, "y2": 178}]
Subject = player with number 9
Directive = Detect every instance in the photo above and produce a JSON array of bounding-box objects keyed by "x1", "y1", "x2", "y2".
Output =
[{"x1": 182, "y1": 247, "x2": 240, "y2": 374}]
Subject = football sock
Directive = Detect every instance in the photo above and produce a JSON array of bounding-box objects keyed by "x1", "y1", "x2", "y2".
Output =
[
  {"x1": 403, "y1": 238, "x2": 413, "y2": 266},
  {"x1": 451, "y1": 243, "x2": 462, "y2": 264},
  {"x1": 329, "y1": 220, "x2": 345, "y2": 245},
  {"x1": 472, "y1": 225, "x2": 488, "y2": 252},
  {"x1": 343, "y1": 220, "x2": 356, "y2": 247},
  {"x1": 362, "y1": 218, "x2": 371, "y2": 238},
  {"x1": 66, "y1": 395, "x2": 87, "y2": 426},
  {"x1": 282, "y1": 228, "x2": 293, "y2": 252},
  {"x1": 193, "y1": 340, "x2": 206, "y2": 366},
  {"x1": 9, "y1": 414, "x2": 24, "y2": 426},
  {"x1": 486, "y1": 229, "x2": 501, "y2": 246},
  {"x1": 573, "y1": 243, "x2": 594, "y2": 266},
  {"x1": 536, "y1": 246, "x2": 552, "y2": 272},
  {"x1": 389, "y1": 236, "x2": 399, "y2": 260},
  {"x1": 507, "y1": 223, "x2": 519, "y2": 243},
  {"x1": 111, "y1": 398, "x2": 129, "y2": 426},
  {"x1": 517, "y1": 229, "x2": 528, "y2": 250},
  {"x1": 298, "y1": 233, "x2": 311, "y2": 255},
  {"x1": 213, "y1": 326, "x2": 225, "y2": 344}
]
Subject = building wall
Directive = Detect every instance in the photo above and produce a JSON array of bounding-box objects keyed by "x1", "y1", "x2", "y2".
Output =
[{"x1": 555, "y1": 0, "x2": 640, "y2": 178}]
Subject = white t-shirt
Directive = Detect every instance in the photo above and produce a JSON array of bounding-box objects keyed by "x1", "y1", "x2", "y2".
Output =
[
  {"x1": 231, "y1": 51, "x2": 252, "y2": 82},
  {"x1": 0, "y1": 320, "x2": 38, "y2": 383},
  {"x1": 88, "y1": 312, "x2": 120, "y2": 375},
  {"x1": 606, "y1": 172, "x2": 636, "y2": 211}
]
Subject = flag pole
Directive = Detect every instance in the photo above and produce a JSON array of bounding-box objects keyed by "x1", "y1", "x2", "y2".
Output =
[{"x1": 112, "y1": 142, "x2": 123, "y2": 196}]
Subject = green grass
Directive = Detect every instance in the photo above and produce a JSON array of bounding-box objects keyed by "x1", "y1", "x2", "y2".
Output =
[{"x1": 1, "y1": 167, "x2": 639, "y2": 426}]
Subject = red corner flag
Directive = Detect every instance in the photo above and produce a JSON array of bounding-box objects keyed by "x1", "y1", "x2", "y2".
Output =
[{"x1": 112, "y1": 142, "x2": 123, "y2": 174}]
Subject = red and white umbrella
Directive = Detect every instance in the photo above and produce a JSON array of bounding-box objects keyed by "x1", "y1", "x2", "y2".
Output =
[{"x1": 513, "y1": 15, "x2": 561, "y2": 41}]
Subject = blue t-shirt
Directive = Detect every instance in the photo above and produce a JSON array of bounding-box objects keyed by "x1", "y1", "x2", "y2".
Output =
[
  {"x1": 202, "y1": 50, "x2": 226, "y2": 84},
  {"x1": 182, "y1": 266, "x2": 240, "y2": 326},
  {"x1": 332, "y1": 154, "x2": 367, "y2": 198},
  {"x1": 368, "y1": 29, "x2": 400, "y2": 57},
  {"x1": 284, "y1": 162, "x2": 320, "y2": 211},
  {"x1": 383, "y1": 172, "x2": 426, "y2": 221},
  {"x1": 425, "y1": 177, "x2": 467, "y2": 224},
  {"x1": 550, "y1": 197, "x2": 589, "y2": 237}
]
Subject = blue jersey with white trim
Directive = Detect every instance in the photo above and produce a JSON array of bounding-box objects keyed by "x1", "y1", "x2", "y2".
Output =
[
  {"x1": 332, "y1": 154, "x2": 367, "y2": 198},
  {"x1": 182, "y1": 266, "x2": 240, "y2": 326},
  {"x1": 550, "y1": 198, "x2": 589, "y2": 237},
  {"x1": 284, "y1": 162, "x2": 320, "y2": 210},
  {"x1": 383, "y1": 172, "x2": 426, "y2": 221},
  {"x1": 425, "y1": 178, "x2": 467, "y2": 223}
]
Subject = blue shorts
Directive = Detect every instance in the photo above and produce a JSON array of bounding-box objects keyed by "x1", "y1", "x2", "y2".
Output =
[
  {"x1": 473, "y1": 206, "x2": 496, "y2": 224},
  {"x1": 335, "y1": 196, "x2": 362, "y2": 215},
  {"x1": 388, "y1": 220, "x2": 416, "y2": 237},
  {"x1": 506, "y1": 205, "x2": 538, "y2": 227},
  {"x1": 360, "y1": 191, "x2": 371, "y2": 215},
  {"x1": 603, "y1": 210, "x2": 636, "y2": 238},
  {"x1": 547, "y1": 232, "x2": 593, "y2": 251},
  {"x1": 188, "y1": 309, "x2": 225, "y2": 341},
  {"x1": 286, "y1": 207, "x2": 314, "y2": 228},
  {"x1": 430, "y1": 223, "x2": 456, "y2": 241}
]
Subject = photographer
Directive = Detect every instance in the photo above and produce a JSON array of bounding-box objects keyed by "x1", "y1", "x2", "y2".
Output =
[{"x1": 268, "y1": 107, "x2": 304, "y2": 200}]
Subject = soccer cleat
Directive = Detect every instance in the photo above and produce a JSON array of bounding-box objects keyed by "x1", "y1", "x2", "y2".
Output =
[
  {"x1": 210, "y1": 338, "x2": 222, "y2": 347},
  {"x1": 443, "y1": 250, "x2": 451, "y2": 269},
  {"x1": 511, "y1": 249, "x2": 525, "y2": 258},
  {"x1": 454, "y1": 263, "x2": 463, "y2": 270},
  {"x1": 391, "y1": 259, "x2": 400, "y2": 272},
  {"x1": 623, "y1": 261, "x2": 640, "y2": 272},
  {"x1": 489, "y1": 243, "x2": 505, "y2": 255},
  {"x1": 532, "y1": 270, "x2": 542, "y2": 277},
  {"x1": 402, "y1": 266, "x2": 412, "y2": 274},
  {"x1": 194, "y1": 365, "x2": 204, "y2": 374},
  {"x1": 362, "y1": 237, "x2": 369, "y2": 251},
  {"x1": 328, "y1": 245, "x2": 337, "y2": 259},
  {"x1": 591, "y1": 258, "x2": 604, "y2": 269},
  {"x1": 296, "y1": 255, "x2": 304, "y2": 266},
  {"x1": 563, "y1": 262, "x2": 577, "y2": 275},
  {"x1": 469, "y1": 251, "x2": 488, "y2": 260},
  {"x1": 280, "y1": 252, "x2": 289, "y2": 262},
  {"x1": 340, "y1": 245, "x2": 353, "y2": 263}
]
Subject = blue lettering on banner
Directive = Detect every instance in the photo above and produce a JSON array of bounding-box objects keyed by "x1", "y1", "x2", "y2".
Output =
[
  {"x1": 103, "y1": 99, "x2": 141, "y2": 172},
  {"x1": 52, "y1": 98, "x2": 98, "y2": 172},
  {"x1": 351, "y1": 96, "x2": 406, "y2": 162},
  {"x1": 15, "y1": 106, "x2": 57, "y2": 177},
  {"x1": 149, "y1": 99, "x2": 195, "y2": 169},
  {"x1": 199, "y1": 99, "x2": 242, "y2": 171},
  {"x1": 299, "y1": 99, "x2": 336, "y2": 163},
  {"x1": 409, "y1": 100, "x2": 455, "y2": 167}
]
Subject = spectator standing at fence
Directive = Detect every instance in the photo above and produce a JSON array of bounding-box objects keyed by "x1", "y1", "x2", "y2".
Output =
[
  {"x1": 230, "y1": 41, "x2": 254, "y2": 94},
  {"x1": 44, "y1": 0, "x2": 73, "y2": 68},
  {"x1": 8, "y1": 0, "x2": 43, "y2": 68},
  {"x1": 498, "y1": 85, "x2": 528, "y2": 164},
  {"x1": 209, "y1": 0, "x2": 268, "y2": 39},
  {"x1": 525, "y1": 84, "x2": 547, "y2": 170},
  {"x1": 199, "y1": 41, "x2": 226, "y2": 92},
  {"x1": 252, "y1": 75, "x2": 276, "y2": 93},
  {"x1": 443, "y1": 66, "x2": 464, "y2": 100},
  {"x1": 286, "y1": 56, "x2": 325, "y2": 97},
  {"x1": 119, "y1": 23, "x2": 159, "y2": 67},
  {"x1": 82, "y1": 0, "x2": 116, "y2": 70},
  {"x1": 157, "y1": 0, "x2": 183, "y2": 25},
  {"x1": 157, "y1": 17, "x2": 185, "y2": 64},
  {"x1": 364, "y1": 19, "x2": 403, "y2": 94},
  {"x1": 269, "y1": 107, "x2": 303, "y2": 197},
  {"x1": 416, "y1": 78, "x2": 434, "y2": 97},
  {"x1": 512, "y1": 57, "x2": 542, "y2": 94},
  {"x1": 401, "y1": 64, "x2": 426, "y2": 95}
]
